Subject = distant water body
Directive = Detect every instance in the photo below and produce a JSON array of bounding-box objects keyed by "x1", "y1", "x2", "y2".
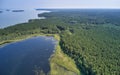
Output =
[{"x1": 0, "y1": 9, "x2": 50, "y2": 28}]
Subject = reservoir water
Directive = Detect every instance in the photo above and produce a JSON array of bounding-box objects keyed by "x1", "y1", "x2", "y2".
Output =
[
  {"x1": 0, "y1": 36, "x2": 56, "y2": 75},
  {"x1": 0, "y1": 9, "x2": 50, "y2": 28}
]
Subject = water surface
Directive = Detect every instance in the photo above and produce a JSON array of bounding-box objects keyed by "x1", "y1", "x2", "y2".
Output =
[
  {"x1": 0, "y1": 9, "x2": 50, "y2": 28},
  {"x1": 0, "y1": 36, "x2": 56, "y2": 75}
]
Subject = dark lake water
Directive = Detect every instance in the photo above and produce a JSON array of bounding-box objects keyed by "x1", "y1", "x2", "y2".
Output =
[
  {"x1": 0, "y1": 36, "x2": 56, "y2": 75},
  {"x1": 0, "y1": 9, "x2": 50, "y2": 28}
]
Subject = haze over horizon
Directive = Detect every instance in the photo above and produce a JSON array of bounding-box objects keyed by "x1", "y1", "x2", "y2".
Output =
[{"x1": 0, "y1": 0, "x2": 120, "y2": 9}]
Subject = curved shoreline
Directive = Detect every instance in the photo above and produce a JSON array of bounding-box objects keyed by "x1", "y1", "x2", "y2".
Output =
[
  {"x1": 0, "y1": 10, "x2": 80, "y2": 75},
  {"x1": 0, "y1": 33, "x2": 80, "y2": 75},
  {"x1": 0, "y1": 33, "x2": 54, "y2": 47}
]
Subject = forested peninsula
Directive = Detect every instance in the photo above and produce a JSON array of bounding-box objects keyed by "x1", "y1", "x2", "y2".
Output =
[{"x1": 0, "y1": 9, "x2": 120, "y2": 75}]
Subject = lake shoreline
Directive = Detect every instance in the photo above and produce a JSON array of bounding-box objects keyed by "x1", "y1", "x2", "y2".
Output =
[
  {"x1": 0, "y1": 35, "x2": 56, "y2": 75},
  {"x1": 0, "y1": 9, "x2": 80, "y2": 74},
  {"x1": 0, "y1": 33, "x2": 56, "y2": 47},
  {"x1": 0, "y1": 10, "x2": 52, "y2": 46},
  {"x1": 0, "y1": 9, "x2": 51, "y2": 28},
  {"x1": 0, "y1": 33, "x2": 80, "y2": 75}
]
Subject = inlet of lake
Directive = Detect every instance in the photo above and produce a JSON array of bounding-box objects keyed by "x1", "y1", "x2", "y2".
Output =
[
  {"x1": 0, "y1": 36, "x2": 57, "y2": 75},
  {"x1": 0, "y1": 9, "x2": 50, "y2": 28}
]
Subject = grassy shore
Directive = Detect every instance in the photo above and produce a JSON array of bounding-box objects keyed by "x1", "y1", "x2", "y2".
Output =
[
  {"x1": 0, "y1": 34, "x2": 80, "y2": 75},
  {"x1": 0, "y1": 33, "x2": 54, "y2": 47},
  {"x1": 50, "y1": 34, "x2": 80, "y2": 75}
]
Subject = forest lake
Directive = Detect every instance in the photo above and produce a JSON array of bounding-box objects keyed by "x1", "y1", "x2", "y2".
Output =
[{"x1": 0, "y1": 9, "x2": 57, "y2": 75}]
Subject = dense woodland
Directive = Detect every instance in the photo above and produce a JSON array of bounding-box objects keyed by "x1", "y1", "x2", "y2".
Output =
[{"x1": 0, "y1": 9, "x2": 120, "y2": 75}]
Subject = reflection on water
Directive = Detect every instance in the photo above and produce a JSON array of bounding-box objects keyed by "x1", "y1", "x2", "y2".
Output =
[{"x1": 0, "y1": 36, "x2": 56, "y2": 75}]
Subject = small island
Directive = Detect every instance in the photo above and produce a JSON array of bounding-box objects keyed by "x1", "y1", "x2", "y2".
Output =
[
  {"x1": 0, "y1": 11, "x2": 3, "y2": 13},
  {"x1": 6, "y1": 9, "x2": 10, "y2": 11},
  {"x1": 12, "y1": 10, "x2": 24, "y2": 12},
  {"x1": 35, "y1": 8, "x2": 43, "y2": 11}
]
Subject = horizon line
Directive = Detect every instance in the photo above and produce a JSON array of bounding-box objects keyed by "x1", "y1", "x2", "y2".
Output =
[{"x1": 1, "y1": 8, "x2": 120, "y2": 10}]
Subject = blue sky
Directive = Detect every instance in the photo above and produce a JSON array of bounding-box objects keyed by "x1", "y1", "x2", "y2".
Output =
[{"x1": 0, "y1": 0, "x2": 120, "y2": 9}]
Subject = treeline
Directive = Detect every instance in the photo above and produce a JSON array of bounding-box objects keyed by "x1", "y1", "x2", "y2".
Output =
[
  {"x1": 0, "y1": 9, "x2": 120, "y2": 75},
  {"x1": 60, "y1": 26, "x2": 120, "y2": 75},
  {"x1": 39, "y1": 9, "x2": 120, "y2": 26}
]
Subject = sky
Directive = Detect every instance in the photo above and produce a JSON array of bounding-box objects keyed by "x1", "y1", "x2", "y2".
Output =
[{"x1": 0, "y1": 0, "x2": 120, "y2": 9}]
